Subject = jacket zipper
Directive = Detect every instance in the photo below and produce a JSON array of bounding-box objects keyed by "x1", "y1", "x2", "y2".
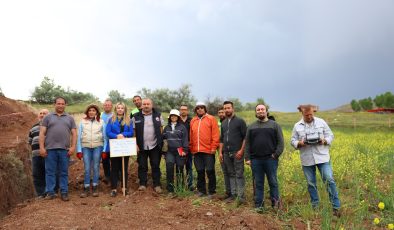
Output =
[
  {"x1": 197, "y1": 116, "x2": 202, "y2": 152},
  {"x1": 90, "y1": 120, "x2": 93, "y2": 148},
  {"x1": 226, "y1": 118, "x2": 231, "y2": 151}
]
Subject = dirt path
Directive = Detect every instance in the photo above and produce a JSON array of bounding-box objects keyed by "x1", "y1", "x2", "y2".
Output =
[
  {"x1": 0, "y1": 157, "x2": 283, "y2": 230},
  {"x1": 0, "y1": 189, "x2": 281, "y2": 230}
]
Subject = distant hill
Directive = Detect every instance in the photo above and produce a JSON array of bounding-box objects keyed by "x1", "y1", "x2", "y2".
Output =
[{"x1": 326, "y1": 104, "x2": 353, "y2": 112}]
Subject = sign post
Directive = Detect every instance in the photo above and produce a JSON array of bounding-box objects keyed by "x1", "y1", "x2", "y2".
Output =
[{"x1": 109, "y1": 138, "x2": 137, "y2": 196}]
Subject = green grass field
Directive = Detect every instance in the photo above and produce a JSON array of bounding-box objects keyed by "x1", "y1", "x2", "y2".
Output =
[{"x1": 29, "y1": 103, "x2": 394, "y2": 229}]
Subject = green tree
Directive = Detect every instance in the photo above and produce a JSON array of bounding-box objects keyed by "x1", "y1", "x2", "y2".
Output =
[
  {"x1": 350, "y1": 99, "x2": 361, "y2": 112},
  {"x1": 205, "y1": 96, "x2": 223, "y2": 115},
  {"x1": 374, "y1": 91, "x2": 394, "y2": 108},
  {"x1": 31, "y1": 77, "x2": 98, "y2": 104},
  {"x1": 31, "y1": 76, "x2": 65, "y2": 103},
  {"x1": 358, "y1": 97, "x2": 373, "y2": 110},
  {"x1": 108, "y1": 90, "x2": 126, "y2": 103},
  {"x1": 137, "y1": 84, "x2": 196, "y2": 112},
  {"x1": 244, "y1": 97, "x2": 269, "y2": 111},
  {"x1": 226, "y1": 97, "x2": 244, "y2": 112}
]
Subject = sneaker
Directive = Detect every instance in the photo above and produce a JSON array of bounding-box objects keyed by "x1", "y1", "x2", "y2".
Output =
[
  {"x1": 61, "y1": 193, "x2": 69, "y2": 202},
  {"x1": 333, "y1": 209, "x2": 341, "y2": 218},
  {"x1": 219, "y1": 193, "x2": 232, "y2": 200},
  {"x1": 154, "y1": 186, "x2": 163, "y2": 194},
  {"x1": 44, "y1": 194, "x2": 56, "y2": 200},
  {"x1": 110, "y1": 190, "x2": 117, "y2": 197},
  {"x1": 197, "y1": 192, "x2": 206, "y2": 197},
  {"x1": 254, "y1": 207, "x2": 264, "y2": 214},
  {"x1": 271, "y1": 199, "x2": 282, "y2": 210},
  {"x1": 36, "y1": 195, "x2": 46, "y2": 200},
  {"x1": 92, "y1": 186, "x2": 99, "y2": 197},
  {"x1": 80, "y1": 187, "x2": 89, "y2": 198},
  {"x1": 224, "y1": 195, "x2": 236, "y2": 203},
  {"x1": 138, "y1": 185, "x2": 146, "y2": 191}
]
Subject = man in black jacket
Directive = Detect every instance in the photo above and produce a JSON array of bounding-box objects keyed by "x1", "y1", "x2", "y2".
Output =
[
  {"x1": 219, "y1": 101, "x2": 247, "y2": 204},
  {"x1": 179, "y1": 104, "x2": 194, "y2": 191},
  {"x1": 133, "y1": 98, "x2": 164, "y2": 193},
  {"x1": 245, "y1": 104, "x2": 284, "y2": 211}
]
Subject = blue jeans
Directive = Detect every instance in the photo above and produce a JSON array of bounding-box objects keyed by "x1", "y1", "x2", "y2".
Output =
[
  {"x1": 82, "y1": 146, "x2": 103, "y2": 187},
  {"x1": 32, "y1": 156, "x2": 46, "y2": 196},
  {"x1": 45, "y1": 149, "x2": 69, "y2": 195},
  {"x1": 251, "y1": 158, "x2": 279, "y2": 208},
  {"x1": 302, "y1": 162, "x2": 341, "y2": 209}
]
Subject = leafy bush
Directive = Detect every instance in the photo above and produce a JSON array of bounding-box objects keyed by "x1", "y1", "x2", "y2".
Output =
[{"x1": 30, "y1": 77, "x2": 98, "y2": 104}]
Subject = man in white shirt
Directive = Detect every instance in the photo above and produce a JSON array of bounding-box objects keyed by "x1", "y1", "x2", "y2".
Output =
[{"x1": 291, "y1": 104, "x2": 341, "y2": 217}]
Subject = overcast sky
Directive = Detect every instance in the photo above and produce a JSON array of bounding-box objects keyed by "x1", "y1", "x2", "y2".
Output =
[{"x1": 0, "y1": 0, "x2": 393, "y2": 111}]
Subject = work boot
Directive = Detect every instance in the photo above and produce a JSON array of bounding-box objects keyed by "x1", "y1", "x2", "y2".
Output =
[
  {"x1": 92, "y1": 186, "x2": 99, "y2": 197},
  {"x1": 61, "y1": 193, "x2": 69, "y2": 202},
  {"x1": 80, "y1": 187, "x2": 89, "y2": 198},
  {"x1": 138, "y1": 185, "x2": 146, "y2": 191}
]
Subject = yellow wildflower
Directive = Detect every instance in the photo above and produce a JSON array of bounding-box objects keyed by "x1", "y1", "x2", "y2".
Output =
[
  {"x1": 378, "y1": 202, "x2": 385, "y2": 210},
  {"x1": 388, "y1": 223, "x2": 394, "y2": 230},
  {"x1": 374, "y1": 218, "x2": 380, "y2": 225}
]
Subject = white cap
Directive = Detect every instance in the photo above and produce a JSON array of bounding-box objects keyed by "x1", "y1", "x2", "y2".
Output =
[
  {"x1": 195, "y1": 101, "x2": 206, "y2": 107},
  {"x1": 169, "y1": 109, "x2": 180, "y2": 117}
]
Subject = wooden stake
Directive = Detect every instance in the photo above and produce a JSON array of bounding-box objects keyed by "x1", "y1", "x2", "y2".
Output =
[{"x1": 122, "y1": 156, "x2": 126, "y2": 196}]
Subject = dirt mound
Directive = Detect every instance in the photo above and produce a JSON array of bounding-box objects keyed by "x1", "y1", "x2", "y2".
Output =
[
  {"x1": 0, "y1": 96, "x2": 36, "y2": 152},
  {"x1": 0, "y1": 96, "x2": 37, "y2": 218}
]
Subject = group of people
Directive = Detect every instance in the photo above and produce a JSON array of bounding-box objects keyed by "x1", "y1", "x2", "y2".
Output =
[{"x1": 28, "y1": 96, "x2": 341, "y2": 216}]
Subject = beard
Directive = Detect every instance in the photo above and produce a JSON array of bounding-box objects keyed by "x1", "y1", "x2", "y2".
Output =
[{"x1": 256, "y1": 114, "x2": 266, "y2": 120}]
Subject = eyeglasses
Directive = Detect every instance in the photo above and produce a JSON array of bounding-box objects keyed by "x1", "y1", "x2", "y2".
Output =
[{"x1": 196, "y1": 106, "x2": 204, "y2": 110}]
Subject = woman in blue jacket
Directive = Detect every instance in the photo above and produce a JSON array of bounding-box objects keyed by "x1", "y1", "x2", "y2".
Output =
[
  {"x1": 105, "y1": 102, "x2": 133, "y2": 197},
  {"x1": 162, "y1": 109, "x2": 189, "y2": 193}
]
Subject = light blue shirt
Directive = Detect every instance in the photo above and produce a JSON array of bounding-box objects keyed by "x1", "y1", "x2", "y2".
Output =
[{"x1": 291, "y1": 117, "x2": 334, "y2": 166}]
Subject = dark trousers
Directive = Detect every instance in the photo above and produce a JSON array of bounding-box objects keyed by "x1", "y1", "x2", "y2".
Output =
[
  {"x1": 138, "y1": 146, "x2": 162, "y2": 187},
  {"x1": 185, "y1": 152, "x2": 193, "y2": 189},
  {"x1": 110, "y1": 156, "x2": 129, "y2": 190},
  {"x1": 220, "y1": 160, "x2": 231, "y2": 196},
  {"x1": 102, "y1": 157, "x2": 111, "y2": 179},
  {"x1": 194, "y1": 153, "x2": 216, "y2": 194},
  {"x1": 251, "y1": 158, "x2": 279, "y2": 208},
  {"x1": 32, "y1": 156, "x2": 46, "y2": 196},
  {"x1": 165, "y1": 152, "x2": 186, "y2": 192}
]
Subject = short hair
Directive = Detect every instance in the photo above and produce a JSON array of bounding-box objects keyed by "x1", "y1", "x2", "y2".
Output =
[
  {"x1": 298, "y1": 104, "x2": 317, "y2": 113},
  {"x1": 255, "y1": 104, "x2": 268, "y2": 112},
  {"x1": 133, "y1": 95, "x2": 142, "y2": 100},
  {"x1": 180, "y1": 104, "x2": 188, "y2": 108},
  {"x1": 217, "y1": 106, "x2": 224, "y2": 112},
  {"x1": 223, "y1": 101, "x2": 233, "y2": 107},
  {"x1": 54, "y1": 96, "x2": 67, "y2": 104},
  {"x1": 104, "y1": 98, "x2": 112, "y2": 103}
]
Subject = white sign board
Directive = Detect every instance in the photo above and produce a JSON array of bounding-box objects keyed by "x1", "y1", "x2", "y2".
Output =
[{"x1": 109, "y1": 138, "x2": 137, "y2": 157}]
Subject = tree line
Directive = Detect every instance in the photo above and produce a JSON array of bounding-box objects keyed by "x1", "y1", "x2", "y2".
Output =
[
  {"x1": 29, "y1": 77, "x2": 267, "y2": 112},
  {"x1": 350, "y1": 92, "x2": 394, "y2": 111}
]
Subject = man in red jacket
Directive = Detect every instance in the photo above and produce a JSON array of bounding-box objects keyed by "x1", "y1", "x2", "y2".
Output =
[{"x1": 189, "y1": 102, "x2": 220, "y2": 198}]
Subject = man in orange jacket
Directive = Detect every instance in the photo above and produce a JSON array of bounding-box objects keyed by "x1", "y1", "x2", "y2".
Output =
[{"x1": 189, "y1": 102, "x2": 220, "y2": 198}]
